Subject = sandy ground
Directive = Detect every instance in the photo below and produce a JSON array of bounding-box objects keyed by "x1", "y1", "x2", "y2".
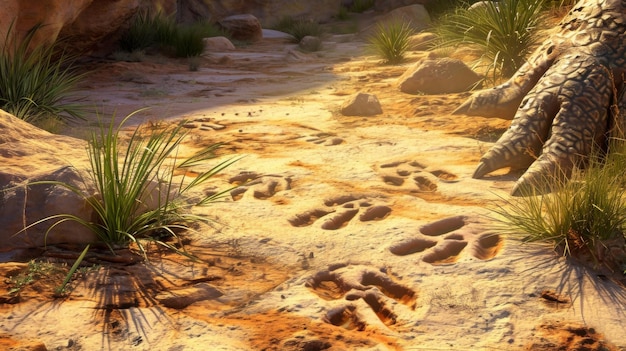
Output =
[{"x1": 1, "y1": 19, "x2": 625, "y2": 351}]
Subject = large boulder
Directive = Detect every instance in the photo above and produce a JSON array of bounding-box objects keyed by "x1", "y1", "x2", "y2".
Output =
[
  {"x1": 0, "y1": 0, "x2": 140, "y2": 55},
  {"x1": 398, "y1": 58, "x2": 482, "y2": 94},
  {"x1": 217, "y1": 14, "x2": 263, "y2": 42},
  {"x1": 0, "y1": 110, "x2": 98, "y2": 250}
]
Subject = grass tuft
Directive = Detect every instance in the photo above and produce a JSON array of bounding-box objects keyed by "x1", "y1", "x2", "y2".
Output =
[
  {"x1": 21, "y1": 110, "x2": 240, "y2": 259},
  {"x1": 433, "y1": 0, "x2": 546, "y2": 79},
  {"x1": 367, "y1": 19, "x2": 415, "y2": 65},
  {"x1": 271, "y1": 17, "x2": 324, "y2": 43},
  {"x1": 493, "y1": 139, "x2": 626, "y2": 272},
  {"x1": 0, "y1": 23, "x2": 86, "y2": 125}
]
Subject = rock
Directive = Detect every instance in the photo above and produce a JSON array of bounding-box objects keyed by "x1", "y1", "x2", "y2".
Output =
[
  {"x1": 0, "y1": 0, "x2": 140, "y2": 55},
  {"x1": 360, "y1": 4, "x2": 431, "y2": 39},
  {"x1": 202, "y1": 36, "x2": 236, "y2": 53},
  {"x1": 341, "y1": 93, "x2": 383, "y2": 116},
  {"x1": 299, "y1": 36, "x2": 322, "y2": 52},
  {"x1": 177, "y1": 0, "x2": 342, "y2": 27},
  {"x1": 374, "y1": 0, "x2": 432, "y2": 12},
  {"x1": 0, "y1": 110, "x2": 99, "y2": 250},
  {"x1": 218, "y1": 14, "x2": 263, "y2": 42},
  {"x1": 398, "y1": 58, "x2": 482, "y2": 94},
  {"x1": 0, "y1": 110, "x2": 184, "y2": 250}
]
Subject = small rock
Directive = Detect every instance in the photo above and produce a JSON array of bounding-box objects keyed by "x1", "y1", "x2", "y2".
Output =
[
  {"x1": 299, "y1": 36, "x2": 322, "y2": 52},
  {"x1": 203, "y1": 36, "x2": 236, "y2": 53},
  {"x1": 341, "y1": 93, "x2": 383, "y2": 116},
  {"x1": 398, "y1": 58, "x2": 482, "y2": 94}
]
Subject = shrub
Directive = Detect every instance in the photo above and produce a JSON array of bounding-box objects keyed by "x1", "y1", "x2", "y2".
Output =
[
  {"x1": 350, "y1": 0, "x2": 375, "y2": 13},
  {"x1": 367, "y1": 19, "x2": 415, "y2": 64},
  {"x1": 24, "y1": 111, "x2": 240, "y2": 256},
  {"x1": 0, "y1": 24, "x2": 86, "y2": 125},
  {"x1": 272, "y1": 17, "x2": 324, "y2": 43},
  {"x1": 119, "y1": 12, "x2": 225, "y2": 58},
  {"x1": 492, "y1": 139, "x2": 626, "y2": 272},
  {"x1": 118, "y1": 11, "x2": 159, "y2": 52},
  {"x1": 433, "y1": 0, "x2": 546, "y2": 79},
  {"x1": 173, "y1": 24, "x2": 206, "y2": 58}
]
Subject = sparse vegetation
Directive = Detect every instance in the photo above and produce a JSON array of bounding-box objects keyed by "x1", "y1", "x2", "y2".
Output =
[
  {"x1": 0, "y1": 24, "x2": 86, "y2": 126},
  {"x1": 119, "y1": 11, "x2": 226, "y2": 59},
  {"x1": 271, "y1": 17, "x2": 324, "y2": 43},
  {"x1": 349, "y1": 0, "x2": 375, "y2": 13},
  {"x1": 23, "y1": 111, "x2": 240, "y2": 258},
  {"x1": 493, "y1": 139, "x2": 626, "y2": 273},
  {"x1": 433, "y1": 0, "x2": 546, "y2": 79},
  {"x1": 367, "y1": 19, "x2": 416, "y2": 64}
]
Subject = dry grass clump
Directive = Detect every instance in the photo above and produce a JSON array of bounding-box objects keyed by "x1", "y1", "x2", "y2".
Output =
[{"x1": 493, "y1": 139, "x2": 626, "y2": 274}]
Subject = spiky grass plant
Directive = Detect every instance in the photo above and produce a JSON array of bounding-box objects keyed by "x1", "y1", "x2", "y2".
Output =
[
  {"x1": 272, "y1": 17, "x2": 324, "y2": 43},
  {"x1": 119, "y1": 11, "x2": 157, "y2": 52},
  {"x1": 85, "y1": 112, "x2": 239, "y2": 251},
  {"x1": 24, "y1": 111, "x2": 239, "y2": 257},
  {"x1": 433, "y1": 0, "x2": 546, "y2": 79},
  {"x1": 493, "y1": 139, "x2": 626, "y2": 271},
  {"x1": 173, "y1": 21, "x2": 225, "y2": 58},
  {"x1": 367, "y1": 19, "x2": 415, "y2": 65},
  {"x1": 0, "y1": 24, "x2": 86, "y2": 125}
]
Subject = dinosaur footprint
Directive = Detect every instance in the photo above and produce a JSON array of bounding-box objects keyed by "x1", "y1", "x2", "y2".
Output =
[
  {"x1": 378, "y1": 159, "x2": 458, "y2": 192},
  {"x1": 389, "y1": 216, "x2": 503, "y2": 264},
  {"x1": 288, "y1": 194, "x2": 392, "y2": 230},
  {"x1": 306, "y1": 264, "x2": 416, "y2": 331},
  {"x1": 180, "y1": 117, "x2": 226, "y2": 131},
  {"x1": 304, "y1": 132, "x2": 344, "y2": 146},
  {"x1": 228, "y1": 171, "x2": 292, "y2": 201}
]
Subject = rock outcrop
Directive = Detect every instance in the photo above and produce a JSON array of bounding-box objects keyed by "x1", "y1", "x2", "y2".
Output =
[
  {"x1": 0, "y1": 110, "x2": 98, "y2": 250},
  {"x1": 0, "y1": 0, "x2": 141, "y2": 55}
]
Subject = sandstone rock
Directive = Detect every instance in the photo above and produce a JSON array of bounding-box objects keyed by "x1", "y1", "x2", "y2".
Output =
[
  {"x1": 218, "y1": 14, "x2": 263, "y2": 42},
  {"x1": 177, "y1": 0, "x2": 342, "y2": 27},
  {"x1": 58, "y1": 0, "x2": 141, "y2": 54},
  {"x1": 0, "y1": 110, "x2": 98, "y2": 249},
  {"x1": 374, "y1": 0, "x2": 432, "y2": 12},
  {"x1": 299, "y1": 36, "x2": 322, "y2": 52},
  {"x1": 398, "y1": 58, "x2": 482, "y2": 94},
  {"x1": 203, "y1": 36, "x2": 236, "y2": 53},
  {"x1": 0, "y1": 0, "x2": 140, "y2": 55},
  {"x1": 341, "y1": 93, "x2": 383, "y2": 116}
]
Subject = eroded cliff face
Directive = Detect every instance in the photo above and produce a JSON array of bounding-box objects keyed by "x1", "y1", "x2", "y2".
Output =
[
  {"x1": 0, "y1": 0, "x2": 141, "y2": 54},
  {"x1": 0, "y1": 0, "x2": 428, "y2": 56}
]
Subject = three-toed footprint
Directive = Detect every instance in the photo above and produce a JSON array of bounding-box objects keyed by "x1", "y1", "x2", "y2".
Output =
[
  {"x1": 306, "y1": 263, "x2": 416, "y2": 331},
  {"x1": 288, "y1": 194, "x2": 392, "y2": 230},
  {"x1": 389, "y1": 215, "x2": 503, "y2": 264},
  {"x1": 378, "y1": 159, "x2": 458, "y2": 192},
  {"x1": 228, "y1": 171, "x2": 292, "y2": 201}
]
